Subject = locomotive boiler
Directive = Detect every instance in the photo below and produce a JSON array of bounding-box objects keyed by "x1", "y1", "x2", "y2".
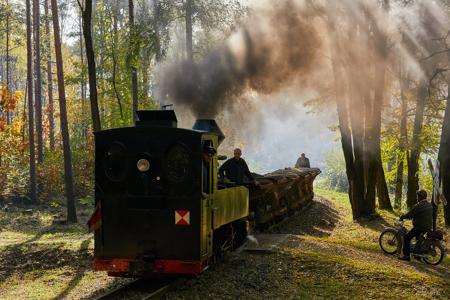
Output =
[{"x1": 91, "y1": 110, "x2": 320, "y2": 277}]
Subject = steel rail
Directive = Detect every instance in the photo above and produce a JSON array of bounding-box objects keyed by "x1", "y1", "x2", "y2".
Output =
[{"x1": 94, "y1": 278, "x2": 175, "y2": 300}]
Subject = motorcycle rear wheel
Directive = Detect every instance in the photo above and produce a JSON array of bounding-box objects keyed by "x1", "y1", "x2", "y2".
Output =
[{"x1": 423, "y1": 241, "x2": 445, "y2": 265}]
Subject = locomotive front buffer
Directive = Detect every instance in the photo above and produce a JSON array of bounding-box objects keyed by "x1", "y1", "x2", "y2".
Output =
[{"x1": 92, "y1": 110, "x2": 249, "y2": 277}]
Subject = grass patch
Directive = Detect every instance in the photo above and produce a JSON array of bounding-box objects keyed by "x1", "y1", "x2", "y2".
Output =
[
  {"x1": 306, "y1": 235, "x2": 380, "y2": 252},
  {"x1": 288, "y1": 249, "x2": 449, "y2": 299},
  {"x1": 0, "y1": 204, "x2": 121, "y2": 300},
  {"x1": 314, "y1": 187, "x2": 351, "y2": 209}
]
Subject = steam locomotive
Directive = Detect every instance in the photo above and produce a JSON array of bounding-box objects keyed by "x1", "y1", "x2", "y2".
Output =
[{"x1": 92, "y1": 110, "x2": 320, "y2": 277}]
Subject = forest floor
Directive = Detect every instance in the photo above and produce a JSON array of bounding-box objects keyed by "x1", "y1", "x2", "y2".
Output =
[{"x1": 0, "y1": 190, "x2": 449, "y2": 299}]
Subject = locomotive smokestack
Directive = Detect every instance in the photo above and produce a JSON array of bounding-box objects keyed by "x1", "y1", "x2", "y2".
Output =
[{"x1": 192, "y1": 119, "x2": 225, "y2": 145}]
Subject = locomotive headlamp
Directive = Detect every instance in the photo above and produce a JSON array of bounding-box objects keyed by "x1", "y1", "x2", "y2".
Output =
[{"x1": 137, "y1": 158, "x2": 150, "y2": 172}]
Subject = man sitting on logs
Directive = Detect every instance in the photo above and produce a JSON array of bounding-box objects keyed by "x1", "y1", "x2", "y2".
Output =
[
  {"x1": 219, "y1": 148, "x2": 255, "y2": 185},
  {"x1": 295, "y1": 153, "x2": 311, "y2": 168}
]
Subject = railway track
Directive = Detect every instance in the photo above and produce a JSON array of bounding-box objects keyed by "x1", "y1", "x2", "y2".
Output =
[
  {"x1": 94, "y1": 278, "x2": 177, "y2": 300},
  {"x1": 93, "y1": 199, "x2": 316, "y2": 299}
]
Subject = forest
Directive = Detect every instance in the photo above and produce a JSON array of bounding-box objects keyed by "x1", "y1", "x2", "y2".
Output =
[
  {"x1": 0, "y1": 0, "x2": 245, "y2": 222},
  {"x1": 0, "y1": 0, "x2": 450, "y2": 298},
  {"x1": 2, "y1": 0, "x2": 447, "y2": 224}
]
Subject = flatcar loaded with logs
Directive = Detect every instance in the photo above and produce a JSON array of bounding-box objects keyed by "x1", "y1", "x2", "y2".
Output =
[{"x1": 91, "y1": 110, "x2": 320, "y2": 277}]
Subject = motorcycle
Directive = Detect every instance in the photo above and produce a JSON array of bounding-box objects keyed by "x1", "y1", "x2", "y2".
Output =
[{"x1": 379, "y1": 220, "x2": 446, "y2": 265}]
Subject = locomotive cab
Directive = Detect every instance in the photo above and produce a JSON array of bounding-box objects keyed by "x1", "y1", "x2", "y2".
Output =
[{"x1": 92, "y1": 110, "x2": 249, "y2": 277}]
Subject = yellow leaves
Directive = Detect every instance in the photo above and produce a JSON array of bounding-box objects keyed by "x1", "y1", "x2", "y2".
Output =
[
  {"x1": 0, "y1": 85, "x2": 9, "y2": 106},
  {"x1": 0, "y1": 84, "x2": 23, "y2": 113},
  {"x1": 0, "y1": 117, "x2": 23, "y2": 135},
  {"x1": 13, "y1": 90, "x2": 24, "y2": 99},
  {"x1": 0, "y1": 84, "x2": 25, "y2": 133},
  {"x1": 0, "y1": 116, "x2": 7, "y2": 132},
  {"x1": 12, "y1": 119, "x2": 22, "y2": 135}
]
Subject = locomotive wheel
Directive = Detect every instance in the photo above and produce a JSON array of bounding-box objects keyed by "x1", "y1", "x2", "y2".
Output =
[
  {"x1": 232, "y1": 220, "x2": 248, "y2": 249},
  {"x1": 213, "y1": 224, "x2": 234, "y2": 258}
]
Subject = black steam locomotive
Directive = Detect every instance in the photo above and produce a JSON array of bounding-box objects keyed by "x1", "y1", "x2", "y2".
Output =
[
  {"x1": 91, "y1": 110, "x2": 320, "y2": 277},
  {"x1": 93, "y1": 110, "x2": 249, "y2": 277}
]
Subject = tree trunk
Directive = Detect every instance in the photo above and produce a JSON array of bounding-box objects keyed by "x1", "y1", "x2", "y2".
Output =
[
  {"x1": 347, "y1": 20, "x2": 369, "y2": 218},
  {"x1": 82, "y1": 0, "x2": 101, "y2": 132},
  {"x1": 141, "y1": 49, "x2": 151, "y2": 99},
  {"x1": 372, "y1": 11, "x2": 392, "y2": 211},
  {"x1": 328, "y1": 19, "x2": 359, "y2": 219},
  {"x1": 362, "y1": 20, "x2": 377, "y2": 213},
  {"x1": 438, "y1": 72, "x2": 450, "y2": 227},
  {"x1": 51, "y1": 0, "x2": 77, "y2": 223},
  {"x1": 363, "y1": 89, "x2": 377, "y2": 214},
  {"x1": 377, "y1": 160, "x2": 392, "y2": 210},
  {"x1": 407, "y1": 82, "x2": 427, "y2": 208},
  {"x1": 153, "y1": 0, "x2": 162, "y2": 62},
  {"x1": 185, "y1": 0, "x2": 193, "y2": 61},
  {"x1": 33, "y1": 0, "x2": 44, "y2": 163},
  {"x1": 79, "y1": 12, "x2": 88, "y2": 140},
  {"x1": 327, "y1": 3, "x2": 393, "y2": 219},
  {"x1": 335, "y1": 67, "x2": 358, "y2": 219},
  {"x1": 110, "y1": 2, "x2": 124, "y2": 119},
  {"x1": 128, "y1": 0, "x2": 139, "y2": 122},
  {"x1": 350, "y1": 83, "x2": 368, "y2": 218},
  {"x1": 22, "y1": 85, "x2": 28, "y2": 145},
  {"x1": 26, "y1": 0, "x2": 37, "y2": 203},
  {"x1": 6, "y1": 0, "x2": 10, "y2": 125},
  {"x1": 395, "y1": 63, "x2": 408, "y2": 209},
  {"x1": 44, "y1": 0, "x2": 55, "y2": 151},
  {"x1": 150, "y1": 0, "x2": 162, "y2": 105},
  {"x1": 98, "y1": 11, "x2": 107, "y2": 126}
]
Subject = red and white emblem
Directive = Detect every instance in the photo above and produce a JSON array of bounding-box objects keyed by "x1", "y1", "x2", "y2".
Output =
[{"x1": 175, "y1": 210, "x2": 190, "y2": 225}]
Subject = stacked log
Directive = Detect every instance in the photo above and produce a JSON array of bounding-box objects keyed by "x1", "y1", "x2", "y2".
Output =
[{"x1": 249, "y1": 168, "x2": 321, "y2": 227}]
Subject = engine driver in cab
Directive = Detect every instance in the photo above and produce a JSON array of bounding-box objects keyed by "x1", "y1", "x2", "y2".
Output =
[
  {"x1": 202, "y1": 143, "x2": 216, "y2": 196},
  {"x1": 219, "y1": 148, "x2": 254, "y2": 185}
]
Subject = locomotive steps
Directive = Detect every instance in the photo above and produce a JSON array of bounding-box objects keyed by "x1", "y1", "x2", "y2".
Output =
[{"x1": 0, "y1": 189, "x2": 449, "y2": 299}]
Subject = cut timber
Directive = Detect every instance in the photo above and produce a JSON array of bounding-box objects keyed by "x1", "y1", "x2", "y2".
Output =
[{"x1": 249, "y1": 168, "x2": 320, "y2": 227}]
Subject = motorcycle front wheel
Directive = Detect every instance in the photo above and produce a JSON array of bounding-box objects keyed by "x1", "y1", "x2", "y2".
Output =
[
  {"x1": 379, "y1": 229, "x2": 400, "y2": 255},
  {"x1": 423, "y1": 241, "x2": 445, "y2": 265}
]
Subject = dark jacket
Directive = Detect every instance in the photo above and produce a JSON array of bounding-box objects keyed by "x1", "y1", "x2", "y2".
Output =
[
  {"x1": 400, "y1": 199, "x2": 433, "y2": 231},
  {"x1": 203, "y1": 161, "x2": 210, "y2": 194},
  {"x1": 219, "y1": 158, "x2": 254, "y2": 184},
  {"x1": 295, "y1": 157, "x2": 310, "y2": 168}
]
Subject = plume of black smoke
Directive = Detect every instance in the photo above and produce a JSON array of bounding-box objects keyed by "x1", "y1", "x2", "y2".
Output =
[
  {"x1": 157, "y1": 0, "x2": 321, "y2": 118},
  {"x1": 157, "y1": 0, "x2": 450, "y2": 121}
]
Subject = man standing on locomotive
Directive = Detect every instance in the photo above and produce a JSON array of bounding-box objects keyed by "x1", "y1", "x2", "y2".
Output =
[
  {"x1": 398, "y1": 189, "x2": 433, "y2": 261},
  {"x1": 219, "y1": 148, "x2": 254, "y2": 185}
]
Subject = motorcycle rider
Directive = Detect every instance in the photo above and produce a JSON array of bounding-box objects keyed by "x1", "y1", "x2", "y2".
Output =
[{"x1": 398, "y1": 189, "x2": 433, "y2": 261}]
